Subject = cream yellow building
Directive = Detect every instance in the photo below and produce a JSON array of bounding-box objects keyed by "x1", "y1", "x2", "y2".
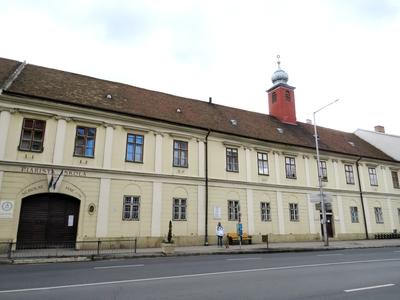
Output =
[{"x1": 0, "y1": 57, "x2": 399, "y2": 248}]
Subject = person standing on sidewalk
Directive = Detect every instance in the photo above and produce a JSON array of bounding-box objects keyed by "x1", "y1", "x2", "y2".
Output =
[{"x1": 216, "y1": 222, "x2": 224, "y2": 247}]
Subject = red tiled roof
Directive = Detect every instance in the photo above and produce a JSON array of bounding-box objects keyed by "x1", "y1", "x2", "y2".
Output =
[{"x1": 0, "y1": 57, "x2": 395, "y2": 162}]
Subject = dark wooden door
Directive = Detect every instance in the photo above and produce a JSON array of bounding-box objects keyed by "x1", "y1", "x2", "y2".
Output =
[
  {"x1": 17, "y1": 193, "x2": 80, "y2": 249},
  {"x1": 320, "y1": 214, "x2": 334, "y2": 238}
]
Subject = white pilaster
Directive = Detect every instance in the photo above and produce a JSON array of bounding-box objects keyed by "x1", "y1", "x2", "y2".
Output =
[
  {"x1": 151, "y1": 181, "x2": 162, "y2": 236},
  {"x1": 337, "y1": 195, "x2": 346, "y2": 234},
  {"x1": 154, "y1": 133, "x2": 163, "y2": 174},
  {"x1": 0, "y1": 110, "x2": 11, "y2": 160},
  {"x1": 103, "y1": 125, "x2": 114, "y2": 169},
  {"x1": 333, "y1": 160, "x2": 340, "y2": 188},
  {"x1": 363, "y1": 197, "x2": 372, "y2": 234},
  {"x1": 381, "y1": 166, "x2": 389, "y2": 193},
  {"x1": 276, "y1": 191, "x2": 285, "y2": 234},
  {"x1": 96, "y1": 178, "x2": 111, "y2": 237},
  {"x1": 246, "y1": 189, "x2": 254, "y2": 235},
  {"x1": 358, "y1": 164, "x2": 366, "y2": 190},
  {"x1": 306, "y1": 194, "x2": 316, "y2": 234},
  {"x1": 304, "y1": 155, "x2": 311, "y2": 187},
  {"x1": 274, "y1": 152, "x2": 281, "y2": 184},
  {"x1": 53, "y1": 117, "x2": 67, "y2": 164},
  {"x1": 0, "y1": 171, "x2": 4, "y2": 195},
  {"x1": 198, "y1": 140, "x2": 205, "y2": 178},
  {"x1": 197, "y1": 185, "x2": 205, "y2": 236},
  {"x1": 387, "y1": 197, "x2": 395, "y2": 231},
  {"x1": 245, "y1": 148, "x2": 252, "y2": 182}
]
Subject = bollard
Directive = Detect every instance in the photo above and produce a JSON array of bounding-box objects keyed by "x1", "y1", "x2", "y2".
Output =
[
  {"x1": 97, "y1": 240, "x2": 101, "y2": 255},
  {"x1": 134, "y1": 238, "x2": 137, "y2": 254},
  {"x1": 7, "y1": 242, "x2": 12, "y2": 259}
]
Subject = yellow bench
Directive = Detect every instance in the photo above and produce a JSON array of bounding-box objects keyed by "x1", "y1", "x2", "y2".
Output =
[{"x1": 227, "y1": 232, "x2": 252, "y2": 245}]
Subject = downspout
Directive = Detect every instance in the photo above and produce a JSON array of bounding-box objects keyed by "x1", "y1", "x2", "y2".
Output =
[
  {"x1": 204, "y1": 129, "x2": 211, "y2": 246},
  {"x1": 356, "y1": 157, "x2": 369, "y2": 239}
]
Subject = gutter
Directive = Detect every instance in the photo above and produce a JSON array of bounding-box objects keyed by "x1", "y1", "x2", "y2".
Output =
[
  {"x1": 204, "y1": 129, "x2": 211, "y2": 246},
  {"x1": 356, "y1": 157, "x2": 369, "y2": 239}
]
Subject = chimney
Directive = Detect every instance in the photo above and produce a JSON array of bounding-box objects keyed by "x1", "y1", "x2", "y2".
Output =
[{"x1": 374, "y1": 125, "x2": 385, "y2": 133}]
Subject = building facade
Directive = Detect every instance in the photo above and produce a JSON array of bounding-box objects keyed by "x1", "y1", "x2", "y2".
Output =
[{"x1": 0, "y1": 57, "x2": 399, "y2": 249}]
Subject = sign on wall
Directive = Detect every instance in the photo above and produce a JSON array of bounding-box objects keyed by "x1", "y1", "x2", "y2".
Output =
[
  {"x1": 0, "y1": 200, "x2": 14, "y2": 218},
  {"x1": 213, "y1": 207, "x2": 221, "y2": 219}
]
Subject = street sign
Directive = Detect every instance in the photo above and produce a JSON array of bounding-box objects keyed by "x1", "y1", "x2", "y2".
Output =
[
  {"x1": 309, "y1": 192, "x2": 333, "y2": 203},
  {"x1": 315, "y1": 202, "x2": 332, "y2": 211}
]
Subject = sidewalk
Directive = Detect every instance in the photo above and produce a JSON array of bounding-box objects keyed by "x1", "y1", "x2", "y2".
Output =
[{"x1": 3, "y1": 239, "x2": 400, "y2": 264}]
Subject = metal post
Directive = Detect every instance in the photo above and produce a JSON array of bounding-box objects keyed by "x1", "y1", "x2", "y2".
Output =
[
  {"x1": 97, "y1": 240, "x2": 101, "y2": 255},
  {"x1": 7, "y1": 242, "x2": 12, "y2": 259},
  {"x1": 313, "y1": 99, "x2": 339, "y2": 247}
]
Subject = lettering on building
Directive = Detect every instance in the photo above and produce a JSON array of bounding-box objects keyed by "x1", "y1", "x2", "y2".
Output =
[{"x1": 21, "y1": 167, "x2": 87, "y2": 177}]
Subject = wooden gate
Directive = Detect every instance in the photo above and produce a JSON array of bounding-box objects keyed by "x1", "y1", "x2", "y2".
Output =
[{"x1": 17, "y1": 193, "x2": 80, "y2": 249}]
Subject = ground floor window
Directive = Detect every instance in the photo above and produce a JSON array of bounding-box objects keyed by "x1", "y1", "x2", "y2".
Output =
[
  {"x1": 228, "y1": 200, "x2": 240, "y2": 221},
  {"x1": 289, "y1": 203, "x2": 299, "y2": 221},
  {"x1": 374, "y1": 207, "x2": 384, "y2": 224},
  {"x1": 260, "y1": 202, "x2": 271, "y2": 221},
  {"x1": 122, "y1": 196, "x2": 140, "y2": 220},
  {"x1": 173, "y1": 198, "x2": 187, "y2": 220},
  {"x1": 350, "y1": 206, "x2": 359, "y2": 223}
]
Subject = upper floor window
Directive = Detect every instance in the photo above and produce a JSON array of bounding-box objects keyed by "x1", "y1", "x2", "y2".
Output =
[
  {"x1": 392, "y1": 171, "x2": 399, "y2": 189},
  {"x1": 173, "y1": 140, "x2": 188, "y2": 167},
  {"x1": 173, "y1": 198, "x2": 187, "y2": 220},
  {"x1": 374, "y1": 207, "x2": 384, "y2": 224},
  {"x1": 289, "y1": 203, "x2": 299, "y2": 221},
  {"x1": 19, "y1": 118, "x2": 46, "y2": 152},
  {"x1": 368, "y1": 167, "x2": 378, "y2": 186},
  {"x1": 122, "y1": 196, "x2": 140, "y2": 221},
  {"x1": 226, "y1": 148, "x2": 239, "y2": 172},
  {"x1": 345, "y1": 164, "x2": 355, "y2": 184},
  {"x1": 260, "y1": 202, "x2": 271, "y2": 221},
  {"x1": 74, "y1": 126, "x2": 96, "y2": 157},
  {"x1": 126, "y1": 134, "x2": 144, "y2": 163},
  {"x1": 228, "y1": 200, "x2": 240, "y2": 221},
  {"x1": 350, "y1": 206, "x2": 359, "y2": 223},
  {"x1": 285, "y1": 157, "x2": 296, "y2": 179},
  {"x1": 319, "y1": 161, "x2": 328, "y2": 181},
  {"x1": 257, "y1": 152, "x2": 269, "y2": 175}
]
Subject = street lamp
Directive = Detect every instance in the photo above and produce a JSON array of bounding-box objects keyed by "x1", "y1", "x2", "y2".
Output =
[{"x1": 313, "y1": 99, "x2": 339, "y2": 246}]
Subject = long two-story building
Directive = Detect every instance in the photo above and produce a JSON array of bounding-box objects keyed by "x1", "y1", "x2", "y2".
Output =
[{"x1": 0, "y1": 57, "x2": 399, "y2": 248}]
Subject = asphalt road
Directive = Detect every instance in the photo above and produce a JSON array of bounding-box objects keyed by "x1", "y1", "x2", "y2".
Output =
[{"x1": 1, "y1": 248, "x2": 400, "y2": 299}]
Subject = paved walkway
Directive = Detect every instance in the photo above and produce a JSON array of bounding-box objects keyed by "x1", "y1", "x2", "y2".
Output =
[{"x1": 3, "y1": 239, "x2": 400, "y2": 264}]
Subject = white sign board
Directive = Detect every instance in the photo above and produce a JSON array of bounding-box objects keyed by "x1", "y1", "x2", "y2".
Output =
[
  {"x1": 213, "y1": 207, "x2": 221, "y2": 219},
  {"x1": 68, "y1": 215, "x2": 74, "y2": 227},
  {"x1": 309, "y1": 192, "x2": 333, "y2": 203},
  {"x1": 0, "y1": 200, "x2": 14, "y2": 218}
]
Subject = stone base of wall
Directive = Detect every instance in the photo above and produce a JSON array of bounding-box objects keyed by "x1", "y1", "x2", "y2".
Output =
[{"x1": 335, "y1": 233, "x2": 367, "y2": 240}]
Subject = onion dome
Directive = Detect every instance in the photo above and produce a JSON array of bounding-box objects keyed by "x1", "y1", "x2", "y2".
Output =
[{"x1": 271, "y1": 55, "x2": 289, "y2": 85}]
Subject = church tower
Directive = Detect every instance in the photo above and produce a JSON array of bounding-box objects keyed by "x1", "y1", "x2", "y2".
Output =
[{"x1": 267, "y1": 56, "x2": 297, "y2": 125}]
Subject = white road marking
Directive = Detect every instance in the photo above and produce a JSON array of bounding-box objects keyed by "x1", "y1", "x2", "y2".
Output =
[
  {"x1": 316, "y1": 254, "x2": 344, "y2": 257},
  {"x1": 1, "y1": 258, "x2": 400, "y2": 294},
  {"x1": 394, "y1": 250, "x2": 400, "y2": 253},
  {"x1": 226, "y1": 257, "x2": 261, "y2": 261},
  {"x1": 344, "y1": 284, "x2": 395, "y2": 293},
  {"x1": 94, "y1": 264, "x2": 144, "y2": 270}
]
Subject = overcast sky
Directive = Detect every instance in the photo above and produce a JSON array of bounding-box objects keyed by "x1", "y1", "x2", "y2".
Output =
[{"x1": 1, "y1": 0, "x2": 399, "y2": 135}]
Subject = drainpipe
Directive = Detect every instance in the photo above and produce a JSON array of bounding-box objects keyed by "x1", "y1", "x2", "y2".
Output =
[
  {"x1": 204, "y1": 129, "x2": 211, "y2": 246},
  {"x1": 356, "y1": 157, "x2": 369, "y2": 239}
]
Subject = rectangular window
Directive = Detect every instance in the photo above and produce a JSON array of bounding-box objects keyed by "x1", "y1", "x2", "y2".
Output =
[
  {"x1": 368, "y1": 167, "x2": 378, "y2": 186},
  {"x1": 173, "y1": 140, "x2": 188, "y2": 167},
  {"x1": 19, "y1": 118, "x2": 46, "y2": 152},
  {"x1": 260, "y1": 202, "x2": 271, "y2": 221},
  {"x1": 173, "y1": 198, "x2": 187, "y2": 220},
  {"x1": 319, "y1": 161, "x2": 328, "y2": 181},
  {"x1": 350, "y1": 206, "x2": 359, "y2": 223},
  {"x1": 289, "y1": 203, "x2": 299, "y2": 221},
  {"x1": 392, "y1": 171, "x2": 400, "y2": 189},
  {"x1": 126, "y1": 134, "x2": 144, "y2": 163},
  {"x1": 285, "y1": 157, "x2": 296, "y2": 179},
  {"x1": 228, "y1": 200, "x2": 240, "y2": 221},
  {"x1": 374, "y1": 207, "x2": 384, "y2": 224},
  {"x1": 74, "y1": 126, "x2": 96, "y2": 157},
  {"x1": 345, "y1": 164, "x2": 355, "y2": 184},
  {"x1": 257, "y1": 152, "x2": 269, "y2": 175},
  {"x1": 122, "y1": 196, "x2": 140, "y2": 221},
  {"x1": 226, "y1": 148, "x2": 239, "y2": 172}
]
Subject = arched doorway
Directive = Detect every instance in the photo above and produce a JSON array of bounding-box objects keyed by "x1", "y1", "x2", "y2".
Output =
[{"x1": 17, "y1": 193, "x2": 80, "y2": 249}]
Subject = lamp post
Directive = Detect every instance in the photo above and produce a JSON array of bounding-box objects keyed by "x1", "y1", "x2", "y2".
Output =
[{"x1": 313, "y1": 99, "x2": 339, "y2": 246}]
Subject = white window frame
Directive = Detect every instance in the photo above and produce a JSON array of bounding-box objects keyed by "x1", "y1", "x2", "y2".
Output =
[
  {"x1": 368, "y1": 167, "x2": 378, "y2": 186},
  {"x1": 285, "y1": 157, "x2": 296, "y2": 179},
  {"x1": 260, "y1": 202, "x2": 271, "y2": 221},
  {"x1": 345, "y1": 164, "x2": 355, "y2": 184},
  {"x1": 257, "y1": 152, "x2": 269, "y2": 175},
  {"x1": 289, "y1": 203, "x2": 299, "y2": 221},
  {"x1": 122, "y1": 195, "x2": 140, "y2": 221},
  {"x1": 350, "y1": 206, "x2": 359, "y2": 223},
  {"x1": 228, "y1": 200, "x2": 240, "y2": 221},
  {"x1": 374, "y1": 207, "x2": 384, "y2": 224}
]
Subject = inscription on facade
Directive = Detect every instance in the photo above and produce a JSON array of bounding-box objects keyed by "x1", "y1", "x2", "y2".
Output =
[
  {"x1": 21, "y1": 167, "x2": 87, "y2": 177},
  {"x1": 21, "y1": 184, "x2": 45, "y2": 196}
]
